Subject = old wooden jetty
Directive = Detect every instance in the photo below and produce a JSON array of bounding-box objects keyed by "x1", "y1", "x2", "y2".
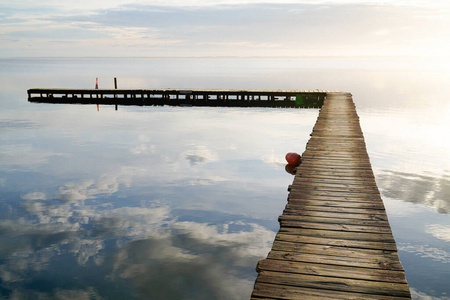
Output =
[
  {"x1": 251, "y1": 92, "x2": 411, "y2": 299},
  {"x1": 27, "y1": 87, "x2": 410, "y2": 298},
  {"x1": 27, "y1": 88, "x2": 327, "y2": 108}
]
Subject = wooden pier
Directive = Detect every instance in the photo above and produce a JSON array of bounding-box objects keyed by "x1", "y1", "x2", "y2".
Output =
[
  {"x1": 27, "y1": 87, "x2": 410, "y2": 298},
  {"x1": 251, "y1": 92, "x2": 411, "y2": 299},
  {"x1": 27, "y1": 88, "x2": 327, "y2": 108}
]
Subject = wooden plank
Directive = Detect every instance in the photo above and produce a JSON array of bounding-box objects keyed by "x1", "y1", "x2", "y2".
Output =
[
  {"x1": 289, "y1": 178, "x2": 378, "y2": 185},
  {"x1": 301, "y1": 156, "x2": 371, "y2": 162},
  {"x1": 256, "y1": 259, "x2": 407, "y2": 283},
  {"x1": 304, "y1": 145, "x2": 369, "y2": 151},
  {"x1": 296, "y1": 167, "x2": 374, "y2": 174},
  {"x1": 252, "y1": 283, "x2": 411, "y2": 300},
  {"x1": 255, "y1": 271, "x2": 411, "y2": 298},
  {"x1": 284, "y1": 203, "x2": 386, "y2": 215},
  {"x1": 293, "y1": 173, "x2": 377, "y2": 182},
  {"x1": 294, "y1": 173, "x2": 377, "y2": 180},
  {"x1": 307, "y1": 136, "x2": 366, "y2": 141},
  {"x1": 277, "y1": 227, "x2": 396, "y2": 243},
  {"x1": 301, "y1": 154, "x2": 371, "y2": 160},
  {"x1": 300, "y1": 159, "x2": 371, "y2": 165},
  {"x1": 284, "y1": 199, "x2": 386, "y2": 210},
  {"x1": 294, "y1": 166, "x2": 376, "y2": 173},
  {"x1": 288, "y1": 184, "x2": 380, "y2": 193},
  {"x1": 266, "y1": 250, "x2": 405, "y2": 270},
  {"x1": 275, "y1": 233, "x2": 397, "y2": 251},
  {"x1": 289, "y1": 183, "x2": 379, "y2": 192},
  {"x1": 287, "y1": 194, "x2": 383, "y2": 203},
  {"x1": 290, "y1": 177, "x2": 378, "y2": 186},
  {"x1": 280, "y1": 209, "x2": 388, "y2": 221},
  {"x1": 287, "y1": 191, "x2": 382, "y2": 199},
  {"x1": 271, "y1": 240, "x2": 401, "y2": 259},
  {"x1": 277, "y1": 220, "x2": 394, "y2": 234},
  {"x1": 287, "y1": 189, "x2": 381, "y2": 197},
  {"x1": 299, "y1": 161, "x2": 373, "y2": 167},
  {"x1": 278, "y1": 214, "x2": 390, "y2": 227}
]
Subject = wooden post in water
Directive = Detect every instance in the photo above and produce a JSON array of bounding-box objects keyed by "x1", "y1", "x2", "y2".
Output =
[
  {"x1": 114, "y1": 77, "x2": 118, "y2": 111},
  {"x1": 95, "y1": 77, "x2": 99, "y2": 111}
]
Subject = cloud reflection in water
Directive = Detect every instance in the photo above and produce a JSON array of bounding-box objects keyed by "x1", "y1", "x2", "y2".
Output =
[
  {"x1": 1, "y1": 174, "x2": 275, "y2": 299},
  {"x1": 378, "y1": 170, "x2": 450, "y2": 213},
  {"x1": 113, "y1": 221, "x2": 273, "y2": 300}
]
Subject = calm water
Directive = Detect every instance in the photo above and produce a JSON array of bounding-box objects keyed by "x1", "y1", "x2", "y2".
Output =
[{"x1": 1, "y1": 58, "x2": 449, "y2": 299}]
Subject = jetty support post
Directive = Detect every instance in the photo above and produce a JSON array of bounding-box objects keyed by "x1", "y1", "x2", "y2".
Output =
[{"x1": 114, "y1": 77, "x2": 118, "y2": 110}]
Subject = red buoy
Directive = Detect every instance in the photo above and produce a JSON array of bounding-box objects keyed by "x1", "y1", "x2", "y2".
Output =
[
  {"x1": 285, "y1": 164, "x2": 296, "y2": 175},
  {"x1": 285, "y1": 152, "x2": 301, "y2": 166}
]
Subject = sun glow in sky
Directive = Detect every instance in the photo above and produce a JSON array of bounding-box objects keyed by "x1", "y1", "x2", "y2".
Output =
[{"x1": 1, "y1": 0, "x2": 450, "y2": 57}]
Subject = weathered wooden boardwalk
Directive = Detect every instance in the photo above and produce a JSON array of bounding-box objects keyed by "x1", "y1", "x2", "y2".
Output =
[
  {"x1": 251, "y1": 92, "x2": 411, "y2": 299},
  {"x1": 27, "y1": 87, "x2": 410, "y2": 298}
]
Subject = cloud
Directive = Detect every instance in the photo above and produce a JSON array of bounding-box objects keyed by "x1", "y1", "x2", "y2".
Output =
[
  {"x1": 262, "y1": 151, "x2": 287, "y2": 166},
  {"x1": 56, "y1": 174, "x2": 122, "y2": 202},
  {"x1": 21, "y1": 192, "x2": 47, "y2": 200},
  {"x1": 0, "y1": 287, "x2": 103, "y2": 300},
  {"x1": 410, "y1": 288, "x2": 450, "y2": 300},
  {"x1": 0, "y1": 208, "x2": 273, "y2": 299},
  {"x1": 425, "y1": 224, "x2": 450, "y2": 242},
  {"x1": 398, "y1": 242, "x2": 450, "y2": 264},
  {"x1": 172, "y1": 221, "x2": 274, "y2": 258},
  {"x1": 2, "y1": 2, "x2": 450, "y2": 57},
  {"x1": 0, "y1": 144, "x2": 68, "y2": 171},
  {"x1": 184, "y1": 145, "x2": 218, "y2": 165},
  {"x1": 170, "y1": 176, "x2": 227, "y2": 186},
  {"x1": 112, "y1": 220, "x2": 274, "y2": 299},
  {"x1": 1, "y1": 166, "x2": 276, "y2": 298},
  {"x1": 377, "y1": 170, "x2": 450, "y2": 213}
]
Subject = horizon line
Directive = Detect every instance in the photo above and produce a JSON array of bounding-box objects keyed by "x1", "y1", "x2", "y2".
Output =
[{"x1": 0, "y1": 55, "x2": 439, "y2": 60}]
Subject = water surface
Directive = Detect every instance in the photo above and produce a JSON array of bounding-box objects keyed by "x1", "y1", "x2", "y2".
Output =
[{"x1": 1, "y1": 57, "x2": 449, "y2": 299}]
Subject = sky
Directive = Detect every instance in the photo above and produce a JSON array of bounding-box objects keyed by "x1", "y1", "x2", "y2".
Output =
[{"x1": 1, "y1": 0, "x2": 450, "y2": 57}]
